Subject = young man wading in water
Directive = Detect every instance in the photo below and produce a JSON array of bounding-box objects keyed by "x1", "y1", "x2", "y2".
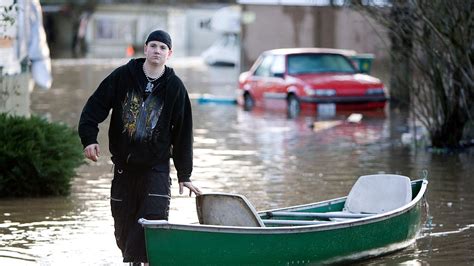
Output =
[{"x1": 78, "y1": 30, "x2": 201, "y2": 265}]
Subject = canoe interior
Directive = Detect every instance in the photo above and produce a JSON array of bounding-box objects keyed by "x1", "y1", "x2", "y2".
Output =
[{"x1": 258, "y1": 179, "x2": 423, "y2": 226}]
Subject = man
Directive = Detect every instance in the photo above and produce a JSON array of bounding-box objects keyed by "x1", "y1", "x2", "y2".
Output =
[{"x1": 78, "y1": 30, "x2": 201, "y2": 264}]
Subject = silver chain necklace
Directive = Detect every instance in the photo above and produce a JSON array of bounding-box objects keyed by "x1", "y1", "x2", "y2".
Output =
[{"x1": 143, "y1": 64, "x2": 165, "y2": 93}]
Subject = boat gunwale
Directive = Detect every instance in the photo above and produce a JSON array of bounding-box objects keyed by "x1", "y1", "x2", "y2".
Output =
[{"x1": 139, "y1": 179, "x2": 428, "y2": 234}]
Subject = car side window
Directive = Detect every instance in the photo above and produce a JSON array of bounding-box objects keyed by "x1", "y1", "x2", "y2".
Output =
[
  {"x1": 254, "y1": 55, "x2": 273, "y2": 77},
  {"x1": 270, "y1": 55, "x2": 285, "y2": 77}
]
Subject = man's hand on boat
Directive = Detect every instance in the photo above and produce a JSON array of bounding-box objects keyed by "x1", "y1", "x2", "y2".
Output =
[{"x1": 180, "y1": 181, "x2": 202, "y2": 197}]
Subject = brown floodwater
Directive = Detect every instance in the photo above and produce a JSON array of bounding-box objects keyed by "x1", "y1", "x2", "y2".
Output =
[{"x1": 1, "y1": 57, "x2": 473, "y2": 265}]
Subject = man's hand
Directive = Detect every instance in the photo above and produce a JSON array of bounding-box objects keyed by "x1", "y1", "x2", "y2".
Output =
[
  {"x1": 179, "y1": 181, "x2": 202, "y2": 197},
  {"x1": 84, "y1": 144, "x2": 100, "y2": 162}
]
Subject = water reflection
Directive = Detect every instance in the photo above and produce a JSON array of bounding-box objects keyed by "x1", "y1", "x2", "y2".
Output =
[{"x1": 0, "y1": 58, "x2": 473, "y2": 264}]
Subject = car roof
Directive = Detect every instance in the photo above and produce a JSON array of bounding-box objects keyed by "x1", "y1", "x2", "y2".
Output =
[{"x1": 263, "y1": 47, "x2": 358, "y2": 56}]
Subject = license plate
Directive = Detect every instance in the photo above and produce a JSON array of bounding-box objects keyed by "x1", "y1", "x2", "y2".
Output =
[{"x1": 317, "y1": 103, "x2": 336, "y2": 117}]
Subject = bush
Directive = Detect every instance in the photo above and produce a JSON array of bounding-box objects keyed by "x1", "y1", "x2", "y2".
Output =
[{"x1": 0, "y1": 114, "x2": 84, "y2": 197}]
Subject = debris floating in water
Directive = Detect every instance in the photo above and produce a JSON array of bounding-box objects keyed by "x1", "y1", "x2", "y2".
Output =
[{"x1": 347, "y1": 113, "x2": 363, "y2": 123}]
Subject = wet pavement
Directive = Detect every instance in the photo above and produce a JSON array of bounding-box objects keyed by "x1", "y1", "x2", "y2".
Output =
[{"x1": 0, "y1": 57, "x2": 473, "y2": 265}]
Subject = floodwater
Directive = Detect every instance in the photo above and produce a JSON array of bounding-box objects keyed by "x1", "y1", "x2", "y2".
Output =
[{"x1": 1, "y1": 57, "x2": 473, "y2": 265}]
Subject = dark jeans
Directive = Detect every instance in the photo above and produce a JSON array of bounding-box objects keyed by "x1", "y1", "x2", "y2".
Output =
[{"x1": 110, "y1": 163, "x2": 171, "y2": 263}]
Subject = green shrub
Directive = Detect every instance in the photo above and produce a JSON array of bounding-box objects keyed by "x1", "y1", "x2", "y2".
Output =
[{"x1": 0, "y1": 113, "x2": 84, "y2": 197}]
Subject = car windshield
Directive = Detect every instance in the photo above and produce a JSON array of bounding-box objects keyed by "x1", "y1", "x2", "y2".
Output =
[{"x1": 287, "y1": 53, "x2": 356, "y2": 75}]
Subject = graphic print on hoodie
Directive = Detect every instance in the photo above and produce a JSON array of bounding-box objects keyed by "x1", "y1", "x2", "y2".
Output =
[{"x1": 122, "y1": 89, "x2": 164, "y2": 142}]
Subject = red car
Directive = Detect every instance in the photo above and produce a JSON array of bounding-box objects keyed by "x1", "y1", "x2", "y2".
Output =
[{"x1": 237, "y1": 48, "x2": 387, "y2": 117}]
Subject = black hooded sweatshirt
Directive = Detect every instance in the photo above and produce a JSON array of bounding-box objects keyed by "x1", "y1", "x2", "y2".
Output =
[{"x1": 78, "y1": 58, "x2": 193, "y2": 182}]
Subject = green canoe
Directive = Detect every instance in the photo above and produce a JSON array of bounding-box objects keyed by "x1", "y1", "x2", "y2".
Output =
[{"x1": 140, "y1": 175, "x2": 428, "y2": 265}]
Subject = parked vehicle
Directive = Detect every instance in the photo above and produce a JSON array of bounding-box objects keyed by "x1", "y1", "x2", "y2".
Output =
[
  {"x1": 201, "y1": 6, "x2": 240, "y2": 66},
  {"x1": 237, "y1": 48, "x2": 387, "y2": 117},
  {"x1": 140, "y1": 175, "x2": 428, "y2": 265},
  {"x1": 201, "y1": 33, "x2": 239, "y2": 66}
]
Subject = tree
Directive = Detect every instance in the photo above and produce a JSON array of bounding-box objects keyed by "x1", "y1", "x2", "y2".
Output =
[
  {"x1": 352, "y1": 0, "x2": 474, "y2": 148},
  {"x1": 387, "y1": 0, "x2": 414, "y2": 108}
]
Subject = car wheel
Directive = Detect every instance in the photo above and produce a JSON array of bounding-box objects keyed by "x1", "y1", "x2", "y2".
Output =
[
  {"x1": 287, "y1": 94, "x2": 300, "y2": 118},
  {"x1": 243, "y1": 93, "x2": 254, "y2": 111}
]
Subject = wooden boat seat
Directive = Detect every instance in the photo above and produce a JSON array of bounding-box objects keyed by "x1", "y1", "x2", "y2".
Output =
[
  {"x1": 327, "y1": 174, "x2": 413, "y2": 222},
  {"x1": 196, "y1": 193, "x2": 265, "y2": 227}
]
